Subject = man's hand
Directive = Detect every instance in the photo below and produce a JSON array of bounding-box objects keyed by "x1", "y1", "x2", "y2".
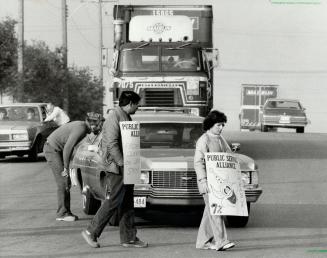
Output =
[
  {"x1": 198, "y1": 179, "x2": 210, "y2": 194},
  {"x1": 61, "y1": 168, "x2": 69, "y2": 177}
]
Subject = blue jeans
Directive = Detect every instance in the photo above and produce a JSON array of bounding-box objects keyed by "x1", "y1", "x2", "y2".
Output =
[
  {"x1": 87, "y1": 172, "x2": 137, "y2": 243},
  {"x1": 43, "y1": 142, "x2": 71, "y2": 217}
]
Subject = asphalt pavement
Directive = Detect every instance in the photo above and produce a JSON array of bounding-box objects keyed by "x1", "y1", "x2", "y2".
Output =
[{"x1": 1, "y1": 131, "x2": 327, "y2": 258}]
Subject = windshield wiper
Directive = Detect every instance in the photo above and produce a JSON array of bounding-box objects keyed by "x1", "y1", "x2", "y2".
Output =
[
  {"x1": 123, "y1": 42, "x2": 150, "y2": 51},
  {"x1": 136, "y1": 42, "x2": 150, "y2": 49},
  {"x1": 166, "y1": 43, "x2": 192, "y2": 50}
]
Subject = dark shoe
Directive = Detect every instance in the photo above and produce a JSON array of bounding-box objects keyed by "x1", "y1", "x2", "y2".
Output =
[
  {"x1": 81, "y1": 230, "x2": 100, "y2": 248},
  {"x1": 218, "y1": 242, "x2": 235, "y2": 251},
  {"x1": 56, "y1": 213, "x2": 78, "y2": 222},
  {"x1": 122, "y1": 238, "x2": 148, "y2": 248}
]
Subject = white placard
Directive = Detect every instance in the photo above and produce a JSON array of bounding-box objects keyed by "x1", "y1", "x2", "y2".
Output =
[
  {"x1": 120, "y1": 121, "x2": 141, "y2": 184},
  {"x1": 205, "y1": 152, "x2": 248, "y2": 216}
]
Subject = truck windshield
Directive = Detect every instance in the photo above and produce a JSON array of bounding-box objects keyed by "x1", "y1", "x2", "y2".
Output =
[
  {"x1": 119, "y1": 47, "x2": 159, "y2": 72},
  {"x1": 162, "y1": 48, "x2": 201, "y2": 72},
  {"x1": 119, "y1": 46, "x2": 202, "y2": 73}
]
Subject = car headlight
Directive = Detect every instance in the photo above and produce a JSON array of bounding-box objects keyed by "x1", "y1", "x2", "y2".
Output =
[
  {"x1": 12, "y1": 133, "x2": 29, "y2": 140},
  {"x1": 140, "y1": 171, "x2": 150, "y2": 184},
  {"x1": 251, "y1": 171, "x2": 259, "y2": 186},
  {"x1": 241, "y1": 170, "x2": 259, "y2": 186},
  {"x1": 241, "y1": 172, "x2": 250, "y2": 185}
]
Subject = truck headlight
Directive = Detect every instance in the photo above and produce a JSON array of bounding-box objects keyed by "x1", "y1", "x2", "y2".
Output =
[
  {"x1": 190, "y1": 108, "x2": 200, "y2": 116},
  {"x1": 12, "y1": 133, "x2": 29, "y2": 140},
  {"x1": 140, "y1": 171, "x2": 150, "y2": 184}
]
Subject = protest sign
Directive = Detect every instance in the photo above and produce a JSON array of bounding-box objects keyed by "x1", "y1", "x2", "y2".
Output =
[
  {"x1": 205, "y1": 152, "x2": 248, "y2": 216},
  {"x1": 120, "y1": 121, "x2": 141, "y2": 184}
]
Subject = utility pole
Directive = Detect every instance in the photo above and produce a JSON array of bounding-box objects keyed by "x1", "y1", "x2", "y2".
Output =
[
  {"x1": 62, "y1": 0, "x2": 69, "y2": 112},
  {"x1": 98, "y1": 0, "x2": 103, "y2": 83},
  {"x1": 17, "y1": 0, "x2": 24, "y2": 102}
]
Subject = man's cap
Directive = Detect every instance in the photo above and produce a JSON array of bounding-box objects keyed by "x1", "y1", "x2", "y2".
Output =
[{"x1": 86, "y1": 112, "x2": 102, "y2": 122}]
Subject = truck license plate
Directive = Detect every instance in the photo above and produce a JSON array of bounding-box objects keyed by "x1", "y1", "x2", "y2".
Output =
[
  {"x1": 279, "y1": 115, "x2": 290, "y2": 123},
  {"x1": 134, "y1": 197, "x2": 146, "y2": 208}
]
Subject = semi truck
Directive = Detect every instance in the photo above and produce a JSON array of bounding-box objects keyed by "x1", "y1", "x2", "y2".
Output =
[
  {"x1": 109, "y1": 5, "x2": 216, "y2": 116},
  {"x1": 240, "y1": 85, "x2": 278, "y2": 131}
]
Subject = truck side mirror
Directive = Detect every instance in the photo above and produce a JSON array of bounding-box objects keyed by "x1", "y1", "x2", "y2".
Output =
[{"x1": 212, "y1": 49, "x2": 219, "y2": 68}]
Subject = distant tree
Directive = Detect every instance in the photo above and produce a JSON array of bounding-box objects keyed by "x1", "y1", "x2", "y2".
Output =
[
  {"x1": 0, "y1": 18, "x2": 17, "y2": 95},
  {"x1": 67, "y1": 67, "x2": 104, "y2": 120},
  {"x1": 0, "y1": 19, "x2": 104, "y2": 118},
  {"x1": 18, "y1": 41, "x2": 103, "y2": 119}
]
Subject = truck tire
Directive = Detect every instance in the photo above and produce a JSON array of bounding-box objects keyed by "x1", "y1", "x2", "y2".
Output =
[
  {"x1": 262, "y1": 125, "x2": 268, "y2": 132},
  {"x1": 296, "y1": 127, "x2": 304, "y2": 133},
  {"x1": 225, "y1": 202, "x2": 250, "y2": 228},
  {"x1": 82, "y1": 185, "x2": 101, "y2": 215}
]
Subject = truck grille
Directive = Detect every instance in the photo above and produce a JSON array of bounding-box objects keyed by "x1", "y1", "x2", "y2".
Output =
[
  {"x1": 0, "y1": 134, "x2": 10, "y2": 141},
  {"x1": 141, "y1": 89, "x2": 181, "y2": 107},
  {"x1": 152, "y1": 171, "x2": 198, "y2": 189}
]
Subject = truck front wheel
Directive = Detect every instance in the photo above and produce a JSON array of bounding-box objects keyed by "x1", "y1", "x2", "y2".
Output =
[{"x1": 261, "y1": 125, "x2": 269, "y2": 132}]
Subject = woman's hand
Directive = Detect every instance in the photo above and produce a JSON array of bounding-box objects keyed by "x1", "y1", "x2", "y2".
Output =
[{"x1": 198, "y1": 179, "x2": 210, "y2": 194}]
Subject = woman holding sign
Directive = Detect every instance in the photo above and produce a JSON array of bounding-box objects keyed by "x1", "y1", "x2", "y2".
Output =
[{"x1": 194, "y1": 110, "x2": 235, "y2": 251}]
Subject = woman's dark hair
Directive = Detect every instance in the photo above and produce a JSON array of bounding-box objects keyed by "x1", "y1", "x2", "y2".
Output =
[
  {"x1": 119, "y1": 91, "x2": 141, "y2": 107},
  {"x1": 203, "y1": 110, "x2": 227, "y2": 131}
]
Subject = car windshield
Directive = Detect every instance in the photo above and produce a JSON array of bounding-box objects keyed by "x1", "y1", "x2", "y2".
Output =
[
  {"x1": 0, "y1": 106, "x2": 40, "y2": 122},
  {"x1": 265, "y1": 101, "x2": 301, "y2": 109},
  {"x1": 140, "y1": 122, "x2": 203, "y2": 149}
]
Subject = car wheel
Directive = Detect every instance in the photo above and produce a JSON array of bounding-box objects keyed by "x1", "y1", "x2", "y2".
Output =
[
  {"x1": 296, "y1": 127, "x2": 304, "y2": 133},
  {"x1": 225, "y1": 202, "x2": 250, "y2": 228},
  {"x1": 28, "y1": 138, "x2": 40, "y2": 161},
  {"x1": 82, "y1": 185, "x2": 101, "y2": 215}
]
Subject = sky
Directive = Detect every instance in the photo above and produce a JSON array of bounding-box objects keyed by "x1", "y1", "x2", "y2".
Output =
[{"x1": 0, "y1": 0, "x2": 102, "y2": 75}]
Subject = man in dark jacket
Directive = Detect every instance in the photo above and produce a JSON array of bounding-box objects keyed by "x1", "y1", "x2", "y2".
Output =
[
  {"x1": 82, "y1": 91, "x2": 148, "y2": 248},
  {"x1": 44, "y1": 112, "x2": 102, "y2": 222}
]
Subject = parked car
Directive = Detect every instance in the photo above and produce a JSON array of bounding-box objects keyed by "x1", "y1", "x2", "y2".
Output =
[
  {"x1": 69, "y1": 109, "x2": 262, "y2": 227},
  {"x1": 260, "y1": 98, "x2": 309, "y2": 133},
  {"x1": 0, "y1": 103, "x2": 58, "y2": 160}
]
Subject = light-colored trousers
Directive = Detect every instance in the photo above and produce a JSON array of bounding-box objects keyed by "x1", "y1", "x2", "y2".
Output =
[{"x1": 196, "y1": 193, "x2": 229, "y2": 250}]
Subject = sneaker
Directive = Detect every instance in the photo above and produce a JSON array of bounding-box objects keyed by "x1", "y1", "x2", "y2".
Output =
[
  {"x1": 56, "y1": 214, "x2": 78, "y2": 222},
  {"x1": 218, "y1": 242, "x2": 235, "y2": 251},
  {"x1": 81, "y1": 230, "x2": 100, "y2": 248},
  {"x1": 122, "y1": 238, "x2": 148, "y2": 248}
]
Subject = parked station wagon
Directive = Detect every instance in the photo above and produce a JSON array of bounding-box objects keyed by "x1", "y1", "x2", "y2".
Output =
[
  {"x1": 260, "y1": 98, "x2": 309, "y2": 133},
  {"x1": 70, "y1": 109, "x2": 262, "y2": 227},
  {"x1": 0, "y1": 103, "x2": 58, "y2": 160}
]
